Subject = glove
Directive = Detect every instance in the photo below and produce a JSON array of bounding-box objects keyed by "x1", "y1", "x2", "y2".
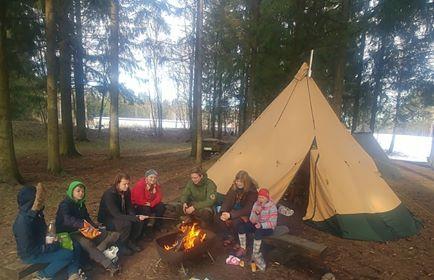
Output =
[{"x1": 32, "y1": 183, "x2": 46, "y2": 212}]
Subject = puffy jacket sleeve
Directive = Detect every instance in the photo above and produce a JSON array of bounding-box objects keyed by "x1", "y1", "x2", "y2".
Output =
[
  {"x1": 230, "y1": 191, "x2": 257, "y2": 219},
  {"x1": 220, "y1": 188, "x2": 234, "y2": 213},
  {"x1": 260, "y1": 204, "x2": 278, "y2": 229},
  {"x1": 180, "y1": 183, "x2": 192, "y2": 204},
  {"x1": 83, "y1": 205, "x2": 97, "y2": 228},
  {"x1": 150, "y1": 185, "x2": 162, "y2": 208},
  {"x1": 192, "y1": 179, "x2": 217, "y2": 210},
  {"x1": 249, "y1": 202, "x2": 259, "y2": 224},
  {"x1": 57, "y1": 201, "x2": 84, "y2": 230},
  {"x1": 131, "y1": 179, "x2": 145, "y2": 206}
]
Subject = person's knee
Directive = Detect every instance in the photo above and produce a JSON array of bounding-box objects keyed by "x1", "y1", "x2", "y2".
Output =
[{"x1": 115, "y1": 219, "x2": 132, "y2": 230}]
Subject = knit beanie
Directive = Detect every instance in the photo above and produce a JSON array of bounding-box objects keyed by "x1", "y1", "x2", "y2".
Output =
[
  {"x1": 145, "y1": 169, "x2": 158, "y2": 178},
  {"x1": 258, "y1": 188, "x2": 270, "y2": 200}
]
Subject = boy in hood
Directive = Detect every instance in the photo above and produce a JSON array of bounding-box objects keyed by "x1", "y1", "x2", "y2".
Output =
[
  {"x1": 13, "y1": 184, "x2": 83, "y2": 280},
  {"x1": 56, "y1": 181, "x2": 120, "y2": 275}
]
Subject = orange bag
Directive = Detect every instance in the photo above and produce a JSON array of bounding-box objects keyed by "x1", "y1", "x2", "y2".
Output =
[{"x1": 79, "y1": 220, "x2": 101, "y2": 239}]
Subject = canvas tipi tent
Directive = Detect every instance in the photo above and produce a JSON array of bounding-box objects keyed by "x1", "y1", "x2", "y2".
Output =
[{"x1": 207, "y1": 63, "x2": 421, "y2": 241}]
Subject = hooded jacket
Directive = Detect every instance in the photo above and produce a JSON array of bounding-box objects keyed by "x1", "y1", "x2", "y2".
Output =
[
  {"x1": 131, "y1": 178, "x2": 162, "y2": 208},
  {"x1": 180, "y1": 174, "x2": 217, "y2": 210},
  {"x1": 13, "y1": 186, "x2": 60, "y2": 260},
  {"x1": 55, "y1": 181, "x2": 96, "y2": 233}
]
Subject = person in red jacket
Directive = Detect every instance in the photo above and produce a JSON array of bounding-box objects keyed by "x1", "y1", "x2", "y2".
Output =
[{"x1": 131, "y1": 169, "x2": 166, "y2": 234}]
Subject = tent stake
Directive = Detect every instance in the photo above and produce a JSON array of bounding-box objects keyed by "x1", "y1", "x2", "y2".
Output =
[{"x1": 308, "y1": 49, "x2": 314, "y2": 77}]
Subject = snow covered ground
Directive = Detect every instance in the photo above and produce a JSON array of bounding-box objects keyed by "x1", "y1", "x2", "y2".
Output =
[{"x1": 374, "y1": 133, "x2": 432, "y2": 163}]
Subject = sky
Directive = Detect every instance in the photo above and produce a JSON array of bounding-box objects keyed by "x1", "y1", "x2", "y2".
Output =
[{"x1": 119, "y1": 2, "x2": 187, "y2": 102}]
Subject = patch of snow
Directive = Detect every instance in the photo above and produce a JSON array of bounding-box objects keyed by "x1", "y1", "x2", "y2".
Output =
[{"x1": 374, "y1": 133, "x2": 432, "y2": 163}]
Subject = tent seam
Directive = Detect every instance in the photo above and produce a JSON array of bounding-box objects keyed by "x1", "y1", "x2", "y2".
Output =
[{"x1": 274, "y1": 80, "x2": 300, "y2": 127}]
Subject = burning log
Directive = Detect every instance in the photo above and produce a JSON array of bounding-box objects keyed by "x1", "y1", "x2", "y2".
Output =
[{"x1": 163, "y1": 223, "x2": 207, "y2": 252}]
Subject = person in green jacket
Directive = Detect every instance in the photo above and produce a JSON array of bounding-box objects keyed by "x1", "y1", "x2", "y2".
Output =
[{"x1": 180, "y1": 166, "x2": 217, "y2": 227}]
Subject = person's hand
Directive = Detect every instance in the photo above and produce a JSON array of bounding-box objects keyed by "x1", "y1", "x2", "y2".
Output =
[
  {"x1": 32, "y1": 183, "x2": 46, "y2": 211},
  {"x1": 144, "y1": 202, "x2": 151, "y2": 206},
  {"x1": 254, "y1": 223, "x2": 261, "y2": 229},
  {"x1": 182, "y1": 203, "x2": 188, "y2": 214},
  {"x1": 186, "y1": 206, "x2": 195, "y2": 215},
  {"x1": 220, "y1": 212, "x2": 230, "y2": 221},
  {"x1": 137, "y1": 215, "x2": 149, "y2": 221}
]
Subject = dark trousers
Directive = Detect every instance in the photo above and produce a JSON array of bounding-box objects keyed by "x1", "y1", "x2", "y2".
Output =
[
  {"x1": 135, "y1": 203, "x2": 166, "y2": 228},
  {"x1": 237, "y1": 222, "x2": 274, "y2": 240},
  {"x1": 106, "y1": 218, "x2": 143, "y2": 245},
  {"x1": 70, "y1": 230, "x2": 113, "y2": 268},
  {"x1": 215, "y1": 215, "x2": 246, "y2": 240},
  {"x1": 24, "y1": 248, "x2": 79, "y2": 278}
]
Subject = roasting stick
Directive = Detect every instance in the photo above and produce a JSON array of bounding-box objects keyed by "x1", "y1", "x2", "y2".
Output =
[{"x1": 145, "y1": 216, "x2": 181, "y2": 221}]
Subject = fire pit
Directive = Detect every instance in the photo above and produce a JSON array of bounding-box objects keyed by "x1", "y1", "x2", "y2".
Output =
[{"x1": 155, "y1": 222, "x2": 216, "y2": 264}]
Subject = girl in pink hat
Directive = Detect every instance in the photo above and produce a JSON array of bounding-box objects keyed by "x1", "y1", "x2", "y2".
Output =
[{"x1": 237, "y1": 188, "x2": 277, "y2": 271}]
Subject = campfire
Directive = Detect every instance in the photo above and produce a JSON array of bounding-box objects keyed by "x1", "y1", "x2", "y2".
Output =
[
  {"x1": 163, "y1": 223, "x2": 207, "y2": 252},
  {"x1": 155, "y1": 222, "x2": 215, "y2": 265}
]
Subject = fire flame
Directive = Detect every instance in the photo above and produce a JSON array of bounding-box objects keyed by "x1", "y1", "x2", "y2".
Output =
[{"x1": 163, "y1": 223, "x2": 207, "y2": 251}]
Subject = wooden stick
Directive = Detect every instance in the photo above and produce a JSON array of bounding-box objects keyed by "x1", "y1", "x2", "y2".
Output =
[{"x1": 146, "y1": 216, "x2": 181, "y2": 221}]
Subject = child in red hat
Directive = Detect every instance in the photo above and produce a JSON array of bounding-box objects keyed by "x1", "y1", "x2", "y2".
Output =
[{"x1": 236, "y1": 188, "x2": 277, "y2": 271}]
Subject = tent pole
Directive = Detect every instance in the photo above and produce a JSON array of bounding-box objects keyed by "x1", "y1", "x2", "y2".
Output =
[{"x1": 308, "y1": 49, "x2": 314, "y2": 77}]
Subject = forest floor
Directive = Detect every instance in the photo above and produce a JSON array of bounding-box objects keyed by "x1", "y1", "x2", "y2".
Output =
[{"x1": 0, "y1": 122, "x2": 433, "y2": 280}]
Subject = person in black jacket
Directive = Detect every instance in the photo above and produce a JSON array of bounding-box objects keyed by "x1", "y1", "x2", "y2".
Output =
[
  {"x1": 56, "y1": 181, "x2": 120, "y2": 275},
  {"x1": 216, "y1": 170, "x2": 258, "y2": 247},
  {"x1": 98, "y1": 173, "x2": 148, "y2": 256},
  {"x1": 13, "y1": 184, "x2": 83, "y2": 280}
]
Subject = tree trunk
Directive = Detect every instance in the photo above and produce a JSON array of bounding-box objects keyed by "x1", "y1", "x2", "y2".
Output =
[
  {"x1": 192, "y1": 0, "x2": 204, "y2": 164},
  {"x1": 108, "y1": 0, "x2": 120, "y2": 159},
  {"x1": 189, "y1": 10, "x2": 196, "y2": 156},
  {"x1": 58, "y1": 0, "x2": 80, "y2": 157},
  {"x1": 369, "y1": 36, "x2": 386, "y2": 133},
  {"x1": 73, "y1": 0, "x2": 88, "y2": 141},
  {"x1": 151, "y1": 52, "x2": 163, "y2": 137},
  {"x1": 351, "y1": 31, "x2": 366, "y2": 133},
  {"x1": 332, "y1": 0, "x2": 350, "y2": 119},
  {"x1": 0, "y1": 5, "x2": 22, "y2": 184},
  {"x1": 210, "y1": 57, "x2": 218, "y2": 138},
  {"x1": 244, "y1": 0, "x2": 260, "y2": 130},
  {"x1": 388, "y1": 90, "x2": 401, "y2": 154},
  {"x1": 429, "y1": 123, "x2": 434, "y2": 168},
  {"x1": 238, "y1": 64, "x2": 247, "y2": 134},
  {"x1": 45, "y1": 0, "x2": 61, "y2": 173},
  {"x1": 217, "y1": 72, "x2": 223, "y2": 139},
  {"x1": 97, "y1": 90, "x2": 106, "y2": 137}
]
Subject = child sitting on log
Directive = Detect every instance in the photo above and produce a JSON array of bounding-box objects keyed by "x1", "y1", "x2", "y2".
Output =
[
  {"x1": 55, "y1": 181, "x2": 121, "y2": 276},
  {"x1": 237, "y1": 188, "x2": 277, "y2": 271}
]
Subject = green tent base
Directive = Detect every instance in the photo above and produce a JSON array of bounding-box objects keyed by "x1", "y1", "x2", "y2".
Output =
[{"x1": 304, "y1": 203, "x2": 422, "y2": 241}]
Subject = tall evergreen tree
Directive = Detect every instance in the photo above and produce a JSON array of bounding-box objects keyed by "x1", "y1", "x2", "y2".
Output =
[
  {"x1": 73, "y1": 0, "x2": 88, "y2": 141},
  {"x1": 45, "y1": 0, "x2": 61, "y2": 173},
  {"x1": 108, "y1": 0, "x2": 120, "y2": 159},
  {"x1": 58, "y1": 0, "x2": 80, "y2": 156},
  {"x1": 0, "y1": 2, "x2": 21, "y2": 184}
]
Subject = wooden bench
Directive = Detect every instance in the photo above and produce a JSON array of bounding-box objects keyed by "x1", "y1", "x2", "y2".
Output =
[
  {"x1": 2, "y1": 262, "x2": 48, "y2": 280},
  {"x1": 263, "y1": 225, "x2": 327, "y2": 258}
]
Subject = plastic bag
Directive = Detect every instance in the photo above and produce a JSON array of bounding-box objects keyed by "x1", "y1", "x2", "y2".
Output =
[{"x1": 57, "y1": 232, "x2": 74, "y2": 251}]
